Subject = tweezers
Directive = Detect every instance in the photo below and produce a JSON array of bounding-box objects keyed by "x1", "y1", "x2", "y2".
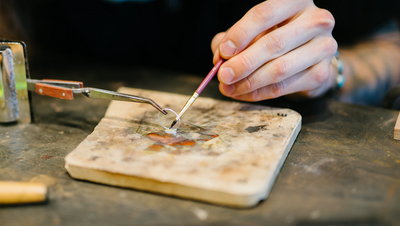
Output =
[{"x1": 26, "y1": 79, "x2": 167, "y2": 115}]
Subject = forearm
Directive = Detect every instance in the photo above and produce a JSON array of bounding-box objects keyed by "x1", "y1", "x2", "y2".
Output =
[{"x1": 337, "y1": 26, "x2": 400, "y2": 106}]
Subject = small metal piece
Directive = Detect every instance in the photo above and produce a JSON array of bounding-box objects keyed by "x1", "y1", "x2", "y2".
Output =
[{"x1": 158, "y1": 108, "x2": 181, "y2": 134}]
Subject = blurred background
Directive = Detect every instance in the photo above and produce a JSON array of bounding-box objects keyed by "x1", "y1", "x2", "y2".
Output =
[
  {"x1": 1, "y1": 0, "x2": 400, "y2": 76},
  {"x1": 1, "y1": 0, "x2": 256, "y2": 75}
]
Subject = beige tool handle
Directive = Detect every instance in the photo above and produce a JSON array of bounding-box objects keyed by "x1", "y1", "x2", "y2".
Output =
[
  {"x1": 395, "y1": 112, "x2": 400, "y2": 140},
  {"x1": 0, "y1": 181, "x2": 47, "y2": 204}
]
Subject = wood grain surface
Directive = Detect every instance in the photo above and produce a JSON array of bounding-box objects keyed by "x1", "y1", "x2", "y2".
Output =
[
  {"x1": 2, "y1": 66, "x2": 400, "y2": 225},
  {"x1": 65, "y1": 87, "x2": 301, "y2": 207}
]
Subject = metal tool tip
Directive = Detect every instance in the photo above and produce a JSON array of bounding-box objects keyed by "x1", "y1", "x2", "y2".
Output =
[
  {"x1": 169, "y1": 120, "x2": 177, "y2": 129},
  {"x1": 162, "y1": 110, "x2": 168, "y2": 115}
]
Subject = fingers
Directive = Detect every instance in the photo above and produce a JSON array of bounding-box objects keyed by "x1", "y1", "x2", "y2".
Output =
[
  {"x1": 212, "y1": 0, "x2": 337, "y2": 102},
  {"x1": 218, "y1": 6, "x2": 335, "y2": 85},
  {"x1": 211, "y1": 32, "x2": 225, "y2": 54},
  {"x1": 220, "y1": 58, "x2": 333, "y2": 102},
  {"x1": 218, "y1": 0, "x2": 311, "y2": 59},
  {"x1": 211, "y1": 32, "x2": 226, "y2": 64},
  {"x1": 230, "y1": 33, "x2": 338, "y2": 96},
  {"x1": 212, "y1": 28, "x2": 275, "y2": 65}
]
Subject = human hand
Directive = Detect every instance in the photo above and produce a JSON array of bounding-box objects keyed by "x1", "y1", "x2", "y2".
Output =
[{"x1": 211, "y1": 0, "x2": 338, "y2": 101}]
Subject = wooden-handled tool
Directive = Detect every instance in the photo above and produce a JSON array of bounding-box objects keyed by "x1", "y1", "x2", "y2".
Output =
[
  {"x1": 0, "y1": 181, "x2": 47, "y2": 204},
  {"x1": 0, "y1": 40, "x2": 167, "y2": 125}
]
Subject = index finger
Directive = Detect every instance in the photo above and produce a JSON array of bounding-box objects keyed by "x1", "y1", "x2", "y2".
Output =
[{"x1": 218, "y1": 0, "x2": 311, "y2": 58}]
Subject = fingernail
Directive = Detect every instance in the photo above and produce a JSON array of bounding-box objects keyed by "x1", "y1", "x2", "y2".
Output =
[
  {"x1": 219, "y1": 67, "x2": 235, "y2": 84},
  {"x1": 220, "y1": 40, "x2": 236, "y2": 56}
]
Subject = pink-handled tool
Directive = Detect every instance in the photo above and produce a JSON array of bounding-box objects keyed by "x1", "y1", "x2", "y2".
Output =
[{"x1": 169, "y1": 58, "x2": 225, "y2": 128}]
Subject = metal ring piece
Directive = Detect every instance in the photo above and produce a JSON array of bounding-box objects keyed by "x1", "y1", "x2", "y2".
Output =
[{"x1": 158, "y1": 108, "x2": 181, "y2": 134}]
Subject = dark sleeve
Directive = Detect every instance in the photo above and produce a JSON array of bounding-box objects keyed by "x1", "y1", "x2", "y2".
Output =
[{"x1": 314, "y1": 0, "x2": 400, "y2": 45}]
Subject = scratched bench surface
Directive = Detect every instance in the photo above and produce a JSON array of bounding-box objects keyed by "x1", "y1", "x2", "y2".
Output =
[
  {"x1": 1, "y1": 66, "x2": 400, "y2": 225},
  {"x1": 65, "y1": 87, "x2": 302, "y2": 207}
]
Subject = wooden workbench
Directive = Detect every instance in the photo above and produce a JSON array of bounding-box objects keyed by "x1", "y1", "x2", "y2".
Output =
[{"x1": 1, "y1": 65, "x2": 399, "y2": 225}]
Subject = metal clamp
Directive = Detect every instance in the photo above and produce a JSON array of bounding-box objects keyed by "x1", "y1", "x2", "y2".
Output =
[{"x1": 0, "y1": 40, "x2": 167, "y2": 124}]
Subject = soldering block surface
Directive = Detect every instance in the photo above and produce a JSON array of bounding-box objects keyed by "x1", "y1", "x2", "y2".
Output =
[{"x1": 65, "y1": 87, "x2": 301, "y2": 208}]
